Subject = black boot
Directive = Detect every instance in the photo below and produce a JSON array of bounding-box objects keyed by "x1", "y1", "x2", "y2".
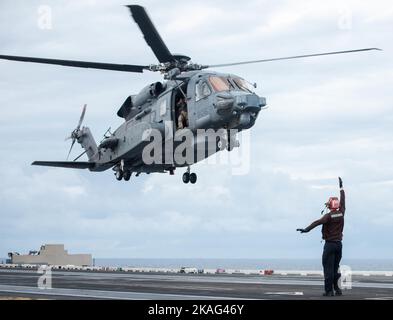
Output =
[
  {"x1": 334, "y1": 273, "x2": 342, "y2": 296},
  {"x1": 323, "y1": 291, "x2": 334, "y2": 297}
]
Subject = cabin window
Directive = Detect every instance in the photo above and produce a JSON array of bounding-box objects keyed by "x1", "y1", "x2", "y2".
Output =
[{"x1": 195, "y1": 81, "x2": 211, "y2": 101}]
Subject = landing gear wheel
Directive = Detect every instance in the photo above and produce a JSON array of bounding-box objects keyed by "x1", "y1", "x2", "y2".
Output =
[
  {"x1": 123, "y1": 170, "x2": 131, "y2": 181},
  {"x1": 115, "y1": 170, "x2": 123, "y2": 181},
  {"x1": 182, "y1": 172, "x2": 190, "y2": 184},
  {"x1": 189, "y1": 173, "x2": 197, "y2": 184}
]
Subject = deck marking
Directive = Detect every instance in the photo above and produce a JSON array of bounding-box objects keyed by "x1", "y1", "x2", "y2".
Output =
[
  {"x1": 0, "y1": 284, "x2": 253, "y2": 300},
  {"x1": 265, "y1": 292, "x2": 304, "y2": 296}
]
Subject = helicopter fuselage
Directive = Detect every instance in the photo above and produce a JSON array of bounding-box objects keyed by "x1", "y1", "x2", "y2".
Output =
[{"x1": 87, "y1": 70, "x2": 266, "y2": 175}]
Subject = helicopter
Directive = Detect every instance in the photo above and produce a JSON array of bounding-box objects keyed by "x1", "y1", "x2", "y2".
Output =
[{"x1": 0, "y1": 5, "x2": 380, "y2": 184}]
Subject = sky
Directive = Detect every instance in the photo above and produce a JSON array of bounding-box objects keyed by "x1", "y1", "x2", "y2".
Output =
[{"x1": 0, "y1": 0, "x2": 392, "y2": 260}]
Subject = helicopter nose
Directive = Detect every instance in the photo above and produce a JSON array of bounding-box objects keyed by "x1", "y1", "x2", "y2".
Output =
[
  {"x1": 234, "y1": 94, "x2": 267, "y2": 129},
  {"x1": 235, "y1": 94, "x2": 266, "y2": 112},
  {"x1": 215, "y1": 93, "x2": 235, "y2": 114}
]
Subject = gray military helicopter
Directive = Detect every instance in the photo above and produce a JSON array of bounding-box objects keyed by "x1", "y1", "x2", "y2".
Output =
[{"x1": 0, "y1": 5, "x2": 379, "y2": 184}]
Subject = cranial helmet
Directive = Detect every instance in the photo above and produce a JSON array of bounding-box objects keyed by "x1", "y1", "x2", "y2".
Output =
[{"x1": 326, "y1": 197, "x2": 340, "y2": 211}]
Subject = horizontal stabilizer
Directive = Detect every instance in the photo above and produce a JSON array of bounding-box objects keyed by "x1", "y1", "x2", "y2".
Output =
[{"x1": 32, "y1": 161, "x2": 95, "y2": 170}]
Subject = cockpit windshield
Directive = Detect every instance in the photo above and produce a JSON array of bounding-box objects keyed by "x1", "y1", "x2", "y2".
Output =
[
  {"x1": 232, "y1": 78, "x2": 254, "y2": 93},
  {"x1": 208, "y1": 76, "x2": 254, "y2": 93},
  {"x1": 209, "y1": 76, "x2": 231, "y2": 92}
]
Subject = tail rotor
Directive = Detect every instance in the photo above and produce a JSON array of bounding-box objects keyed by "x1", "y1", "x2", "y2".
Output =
[{"x1": 65, "y1": 104, "x2": 87, "y2": 160}]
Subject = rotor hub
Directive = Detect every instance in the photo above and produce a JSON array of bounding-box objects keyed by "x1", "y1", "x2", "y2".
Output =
[{"x1": 172, "y1": 54, "x2": 191, "y2": 63}]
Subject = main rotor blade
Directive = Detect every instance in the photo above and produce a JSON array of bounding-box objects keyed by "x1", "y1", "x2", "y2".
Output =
[
  {"x1": 127, "y1": 5, "x2": 174, "y2": 63},
  {"x1": 77, "y1": 104, "x2": 87, "y2": 131},
  {"x1": 207, "y1": 48, "x2": 382, "y2": 68},
  {"x1": 0, "y1": 55, "x2": 149, "y2": 73}
]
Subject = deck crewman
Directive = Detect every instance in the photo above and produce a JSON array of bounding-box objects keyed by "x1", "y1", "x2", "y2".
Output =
[{"x1": 297, "y1": 177, "x2": 346, "y2": 297}]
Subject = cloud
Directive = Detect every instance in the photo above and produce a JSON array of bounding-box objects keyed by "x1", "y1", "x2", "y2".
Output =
[{"x1": 0, "y1": 0, "x2": 392, "y2": 259}]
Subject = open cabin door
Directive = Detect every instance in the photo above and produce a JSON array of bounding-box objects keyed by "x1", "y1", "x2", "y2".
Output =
[
  {"x1": 192, "y1": 77, "x2": 214, "y2": 129},
  {"x1": 172, "y1": 82, "x2": 192, "y2": 132}
]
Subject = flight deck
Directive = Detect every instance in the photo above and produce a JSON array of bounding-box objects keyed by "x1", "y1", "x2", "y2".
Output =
[{"x1": 0, "y1": 267, "x2": 392, "y2": 300}]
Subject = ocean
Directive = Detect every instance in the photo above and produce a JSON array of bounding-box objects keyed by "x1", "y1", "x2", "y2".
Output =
[{"x1": 93, "y1": 258, "x2": 393, "y2": 271}]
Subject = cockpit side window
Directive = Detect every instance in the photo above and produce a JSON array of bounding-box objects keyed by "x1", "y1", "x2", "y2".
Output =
[{"x1": 196, "y1": 81, "x2": 212, "y2": 101}]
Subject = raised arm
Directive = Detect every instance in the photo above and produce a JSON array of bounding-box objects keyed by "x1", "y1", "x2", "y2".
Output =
[{"x1": 339, "y1": 177, "x2": 345, "y2": 214}]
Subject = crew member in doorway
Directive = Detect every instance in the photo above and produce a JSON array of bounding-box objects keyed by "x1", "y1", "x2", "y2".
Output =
[
  {"x1": 297, "y1": 177, "x2": 346, "y2": 297},
  {"x1": 177, "y1": 97, "x2": 188, "y2": 129}
]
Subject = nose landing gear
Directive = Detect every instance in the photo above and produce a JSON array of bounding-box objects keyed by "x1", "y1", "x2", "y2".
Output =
[{"x1": 182, "y1": 166, "x2": 197, "y2": 184}]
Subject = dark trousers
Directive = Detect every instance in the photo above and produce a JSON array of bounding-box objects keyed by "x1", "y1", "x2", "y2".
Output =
[{"x1": 322, "y1": 241, "x2": 342, "y2": 293}]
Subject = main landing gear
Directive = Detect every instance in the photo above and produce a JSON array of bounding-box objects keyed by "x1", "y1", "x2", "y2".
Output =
[
  {"x1": 115, "y1": 160, "x2": 132, "y2": 181},
  {"x1": 115, "y1": 168, "x2": 132, "y2": 181},
  {"x1": 182, "y1": 166, "x2": 197, "y2": 184},
  {"x1": 115, "y1": 170, "x2": 123, "y2": 181}
]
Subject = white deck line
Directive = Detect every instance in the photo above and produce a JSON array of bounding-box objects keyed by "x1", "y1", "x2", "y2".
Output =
[{"x1": 0, "y1": 284, "x2": 253, "y2": 300}]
